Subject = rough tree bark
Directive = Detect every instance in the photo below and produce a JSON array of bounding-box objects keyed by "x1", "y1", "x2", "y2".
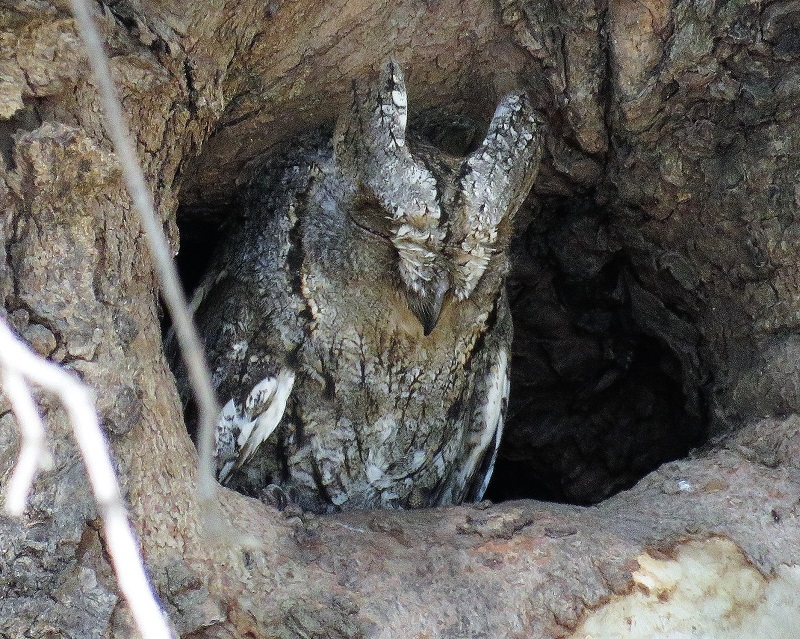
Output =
[{"x1": 1, "y1": 0, "x2": 800, "y2": 637}]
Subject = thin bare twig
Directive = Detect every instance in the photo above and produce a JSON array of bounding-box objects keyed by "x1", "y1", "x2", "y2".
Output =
[
  {"x1": 66, "y1": 0, "x2": 219, "y2": 505},
  {"x1": 1, "y1": 368, "x2": 52, "y2": 516},
  {"x1": 0, "y1": 319, "x2": 173, "y2": 639}
]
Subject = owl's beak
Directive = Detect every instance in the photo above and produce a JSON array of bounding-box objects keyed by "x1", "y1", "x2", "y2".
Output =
[
  {"x1": 418, "y1": 301, "x2": 442, "y2": 336},
  {"x1": 410, "y1": 276, "x2": 449, "y2": 336}
]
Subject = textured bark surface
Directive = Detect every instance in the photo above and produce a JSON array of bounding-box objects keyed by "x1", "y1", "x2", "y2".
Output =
[{"x1": 1, "y1": 0, "x2": 799, "y2": 637}]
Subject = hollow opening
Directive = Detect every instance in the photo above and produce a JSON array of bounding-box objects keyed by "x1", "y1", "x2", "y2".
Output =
[
  {"x1": 169, "y1": 188, "x2": 708, "y2": 508},
  {"x1": 168, "y1": 106, "x2": 709, "y2": 509}
]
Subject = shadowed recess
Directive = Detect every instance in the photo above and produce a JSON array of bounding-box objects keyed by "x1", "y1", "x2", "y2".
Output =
[{"x1": 487, "y1": 197, "x2": 706, "y2": 504}]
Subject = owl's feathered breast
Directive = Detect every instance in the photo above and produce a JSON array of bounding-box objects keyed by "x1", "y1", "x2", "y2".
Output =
[{"x1": 216, "y1": 159, "x2": 504, "y2": 511}]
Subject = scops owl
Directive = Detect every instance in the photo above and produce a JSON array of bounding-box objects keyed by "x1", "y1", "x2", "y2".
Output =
[{"x1": 173, "y1": 61, "x2": 544, "y2": 513}]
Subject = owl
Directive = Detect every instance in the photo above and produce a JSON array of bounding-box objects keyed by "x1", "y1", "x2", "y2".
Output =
[{"x1": 172, "y1": 61, "x2": 544, "y2": 513}]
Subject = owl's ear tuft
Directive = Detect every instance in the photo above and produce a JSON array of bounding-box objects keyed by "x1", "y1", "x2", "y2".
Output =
[
  {"x1": 376, "y1": 59, "x2": 409, "y2": 148},
  {"x1": 333, "y1": 59, "x2": 409, "y2": 168},
  {"x1": 469, "y1": 92, "x2": 545, "y2": 215},
  {"x1": 449, "y1": 93, "x2": 546, "y2": 299}
]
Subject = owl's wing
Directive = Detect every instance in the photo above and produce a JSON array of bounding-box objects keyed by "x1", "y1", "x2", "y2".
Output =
[
  {"x1": 458, "y1": 346, "x2": 510, "y2": 502},
  {"x1": 446, "y1": 292, "x2": 513, "y2": 504},
  {"x1": 216, "y1": 367, "x2": 295, "y2": 482},
  {"x1": 185, "y1": 259, "x2": 296, "y2": 486},
  {"x1": 165, "y1": 154, "x2": 313, "y2": 492}
]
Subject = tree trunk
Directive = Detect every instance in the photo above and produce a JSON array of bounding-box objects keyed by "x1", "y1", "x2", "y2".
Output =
[{"x1": 2, "y1": 0, "x2": 800, "y2": 637}]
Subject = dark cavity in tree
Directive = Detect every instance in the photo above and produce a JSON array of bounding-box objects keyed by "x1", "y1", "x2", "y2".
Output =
[{"x1": 486, "y1": 197, "x2": 706, "y2": 505}]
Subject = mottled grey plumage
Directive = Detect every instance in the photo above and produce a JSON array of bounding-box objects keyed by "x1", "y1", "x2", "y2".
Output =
[{"x1": 173, "y1": 62, "x2": 544, "y2": 513}]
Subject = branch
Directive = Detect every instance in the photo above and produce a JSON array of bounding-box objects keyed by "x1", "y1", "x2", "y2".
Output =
[
  {"x1": 66, "y1": 0, "x2": 220, "y2": 506},
  {"x1": 0, "y1": 318, "x2": 173, "y2": 639}
]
